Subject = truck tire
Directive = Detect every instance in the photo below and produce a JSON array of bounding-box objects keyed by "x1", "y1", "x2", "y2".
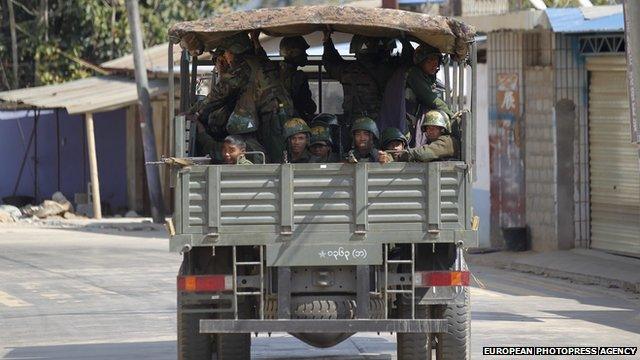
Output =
[
  {"x1": 215, "y1": 333, "x2": 250, "y2": 360},
  {"x1": 178, "y1": 310, "x2": 213, "y2": 360},
  {"x1": 265, "y1": 295, "x2": 384, "y2": 348},
  {"x1": 439, "y1": 287, "x2": 471, "y2": 360},
  {"x1": 396, "y1": 294, "x2": 431, "y2": 360}
]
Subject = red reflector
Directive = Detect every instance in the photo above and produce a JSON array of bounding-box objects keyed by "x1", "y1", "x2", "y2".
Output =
[
  {"x1": 417, "y1": 271, "x2": 470, "y2": 287},
  {"x1": 177, "y1": 275, "x2": 232, "y2": 292}
]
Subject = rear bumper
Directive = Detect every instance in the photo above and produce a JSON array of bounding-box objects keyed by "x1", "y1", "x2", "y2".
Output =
[{"x1": 200, "y1": 319, "x2": 447, "y2": 333}]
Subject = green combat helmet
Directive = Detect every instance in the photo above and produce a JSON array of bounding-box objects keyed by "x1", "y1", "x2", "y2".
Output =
[
  {"x1": 218, "y1": 32, "x2": 252, "y2": 55},
  {"x1": 226, "y1": 107, "x2": 258, "y2": 135},
  {"x1": 380, "y1": 127, "x2": 408, "y2": 148},
  {"x1": 310, "y1": 125, "x2": 333, "y2": 146},
  {"x1": 310, "y1": 113, "x2": 339, "y2": 128},
  {"x1": 351, "y1": 116, "x2": 379, "y2": 140},
  {"x1": 283, "y1": 117, "x2": 311, "y2": 140},
  {"x1": 279, "y1": 36, "x2": 310, "y2": 57},
  {"x1": 413, "y1": 43, "x2": 442, "y2": 65},
  {"x1": 421, "y1": 110, "x2": 451, "y2": 134}
]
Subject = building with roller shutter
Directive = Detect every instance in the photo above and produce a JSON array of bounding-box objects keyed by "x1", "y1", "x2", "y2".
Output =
[{"x1": 464, "y1": 5, "x2": 639, "y2": 257}]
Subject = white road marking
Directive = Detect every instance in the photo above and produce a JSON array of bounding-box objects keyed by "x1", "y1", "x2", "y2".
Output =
[{"x1": 0, "y1": 290, "x2": 31, "y2": 307}]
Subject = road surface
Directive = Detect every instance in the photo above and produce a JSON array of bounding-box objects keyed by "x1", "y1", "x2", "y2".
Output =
[{"x1": 0, "y1": 223, "x2": 638, "y2": 359}]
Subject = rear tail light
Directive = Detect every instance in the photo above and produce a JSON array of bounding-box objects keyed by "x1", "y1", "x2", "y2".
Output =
[
  {"x1": 416, "y1": 271, "x2": 470, "y2": 287},
  {"x1": 177, "y1": 275, "x2": 233, "y2": 292}
]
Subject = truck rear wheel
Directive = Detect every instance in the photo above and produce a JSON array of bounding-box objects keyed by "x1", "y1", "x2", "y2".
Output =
[
  {"x1": 215, "y1": 333, "x2": 250, "y2": 360},
  {"x1": 438, "y1": 287, "x2": 471, "y2": 360},
  {"x1": 178, "y1": 310, "x2": 213, "y2": 360},
  {"x1": 396, "y1": 295, "x2": 431, "y2": 360}
]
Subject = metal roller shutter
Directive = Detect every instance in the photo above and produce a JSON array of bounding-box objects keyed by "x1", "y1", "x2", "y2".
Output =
[{"x1": 587, "y1": 57, "x2": 640, "y2": 256}]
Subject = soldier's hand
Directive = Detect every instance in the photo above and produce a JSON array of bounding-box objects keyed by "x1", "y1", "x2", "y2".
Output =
[{"x1": 378, "y1": 151, "x2": 391, "y2": 164}]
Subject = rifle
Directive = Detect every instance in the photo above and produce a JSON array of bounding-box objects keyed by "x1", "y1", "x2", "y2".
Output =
[{"x1": 146, "y1": 156, "x2": 211, "y2": 167}]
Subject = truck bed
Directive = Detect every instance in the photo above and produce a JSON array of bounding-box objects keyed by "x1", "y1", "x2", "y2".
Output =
[{"x1": 171, "y1": 161, "x2": 477, "y2": 264}]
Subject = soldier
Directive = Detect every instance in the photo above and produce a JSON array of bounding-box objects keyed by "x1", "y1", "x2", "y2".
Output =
[
  {"x1": 406, "y1": 44, "x2": 453, "y2": 120},
  {"x1": 379, "y1": 110, "x2": 458, "y2": 164},
  {"x1": 221, "y1": 135, "x2": 253, "y2": 165},
  {"x1": 323, "y1": 32, "x2": 394, "y2": 123},
  {"x1": 309, "y1": 125, "x2": 339, "y2": 163},
  {"x1": 226, "y1": 106, "x2": 267, "y2": 164},
  {"x1": 282, "y1": 118, "x2": 314, "y2": 163},
  {"x1": 279, "y1": 36, "x2": 317, "y2": 121},
  {"x1": 380, "y1": 127, "x2": 408, "y2": 161},
  {"x1": 346, "y1": 117, "x2": 380, "y2": 163},
  {"x1": 310, "y1": 113, "x2": 341, "y2": 155},
  {"x1": 190, "y1": 33, "x2": 253, "y2": 134}
]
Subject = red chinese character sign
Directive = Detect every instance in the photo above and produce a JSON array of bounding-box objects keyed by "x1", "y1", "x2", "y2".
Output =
[{"x1": 497, "y1": 73, "x2": 519, "y2": 115}]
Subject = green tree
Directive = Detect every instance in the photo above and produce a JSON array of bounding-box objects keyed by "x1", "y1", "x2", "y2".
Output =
[{"x1": 0, "y1": 0, "x2": 238, "y2": 90}]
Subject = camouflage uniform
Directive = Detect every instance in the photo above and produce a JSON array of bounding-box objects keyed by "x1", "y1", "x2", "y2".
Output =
[
  {"x1": 323, "y1": 37, "x2": 385, "y2": 122},
  {"x1": 243, "y1": 56, "x2": 294, "y2": 162},
  {"x1": 190, "y1": 33, "x2": 254, "y2": 140}
]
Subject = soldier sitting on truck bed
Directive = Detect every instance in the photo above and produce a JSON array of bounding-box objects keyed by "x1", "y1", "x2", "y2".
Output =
[
  {"x1": 221, "y1": 135, "x2": 253, "y2": 165},
  {"x1": 378, "y1": 110, "x2": 458, "y2": 164},
  {"x1": 380, "y1": 127, "x2": 409, "y2": 162},
  {"x1": 346, "y1": 117, "x2": 380, "y2": 163},
  {"x1": 282, "y1": 118, "x2": 316, "y2": 163},
  {"x1": 309, "y1": 125, "x2": 339, "y2": 163},
  {"x1": 225, "y1": 105, "x2": 267, "y2": 164}
]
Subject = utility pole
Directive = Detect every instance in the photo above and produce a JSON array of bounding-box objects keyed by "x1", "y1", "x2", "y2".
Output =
[
  {"x1": 7, "y1": 0, "x2": 19, "y2": 88},
  {"x1": 623, "y1": 0, "x2": 639, "y2": 145},
  {"x1": 125, "y1": 0, "x2": 166, "y2": 223}
]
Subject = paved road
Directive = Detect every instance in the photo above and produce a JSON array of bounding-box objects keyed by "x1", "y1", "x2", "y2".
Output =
[{"x1": 0, "y1": 223, "x2": 638, "y2": 359}]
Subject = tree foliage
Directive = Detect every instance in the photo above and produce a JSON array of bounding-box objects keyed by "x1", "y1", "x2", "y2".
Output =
[{"x1": 0, "y1": 0, "x2": 238, "y2": 90}]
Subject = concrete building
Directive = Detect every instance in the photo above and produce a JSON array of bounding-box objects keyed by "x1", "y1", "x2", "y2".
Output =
[{"x1": 464, "y1": 5, "x2": 640, "y2": 257}]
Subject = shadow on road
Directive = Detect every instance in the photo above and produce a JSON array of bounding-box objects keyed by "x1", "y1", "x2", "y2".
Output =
[
  {"x1": 3, "y1": 337, "x2": 395, "y2": 360},
  {"x1": 3, "y1": 341, "x2": 175, "y2": 360}
]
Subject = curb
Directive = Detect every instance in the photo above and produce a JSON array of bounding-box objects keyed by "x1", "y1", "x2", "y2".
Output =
[{"x1": 467, "y1": 254, "x2": 640, "y2": 294}]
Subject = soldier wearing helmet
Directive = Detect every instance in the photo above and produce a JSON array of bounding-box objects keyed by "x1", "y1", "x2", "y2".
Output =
[
  {"x1": 379, "y1": 110, "x2": 458, "y2": 163},
  {"x1": 282, "y1": 118, "x2": 314, "y2": 163},
  {"x1": 310, "y1": 113, "x2": 342, "y2": 155},
  {"x1": 190, "y1": 33, "x2": 253, "y2": 124},
  {"x1": 380, "y1": 127, "x2": 409, "y2": 161},
  {"x1": 322, "y1": 32, "x2": 393, "y2": 124},
  {"x1": 278, "y1": 36, "x2": 317, "y2": 121},
  {"x1": 309, "y1": 125, "x2": 339, "y2": 163},
  {"x1": 226, "y1": 106, "x2": 267, "y2": 163},
  {"x1": 346, "y1": 117, "x2": 380, "y2": 163},
  {"x1": 405, "y1": 44, "x2": 453, "y2": 143}
]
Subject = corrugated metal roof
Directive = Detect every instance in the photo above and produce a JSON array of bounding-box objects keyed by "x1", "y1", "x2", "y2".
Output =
[
  {"x1": 0, "y1": 76, "x2": 167, "y2": 115},
  {"x1": 101, "y1": 43, "x2": 183, "y2": 74},
  {"x1": 546, "y1": 7, "x2": 623, "y2": 33},
  {"x1": 460, "y1": 5, "x2": 623, "y2": 34}
]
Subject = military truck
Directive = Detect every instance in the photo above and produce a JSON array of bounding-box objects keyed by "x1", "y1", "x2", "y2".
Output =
[{"x1": 166, "y1": 6, "x2": 478, "y2": 360}]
